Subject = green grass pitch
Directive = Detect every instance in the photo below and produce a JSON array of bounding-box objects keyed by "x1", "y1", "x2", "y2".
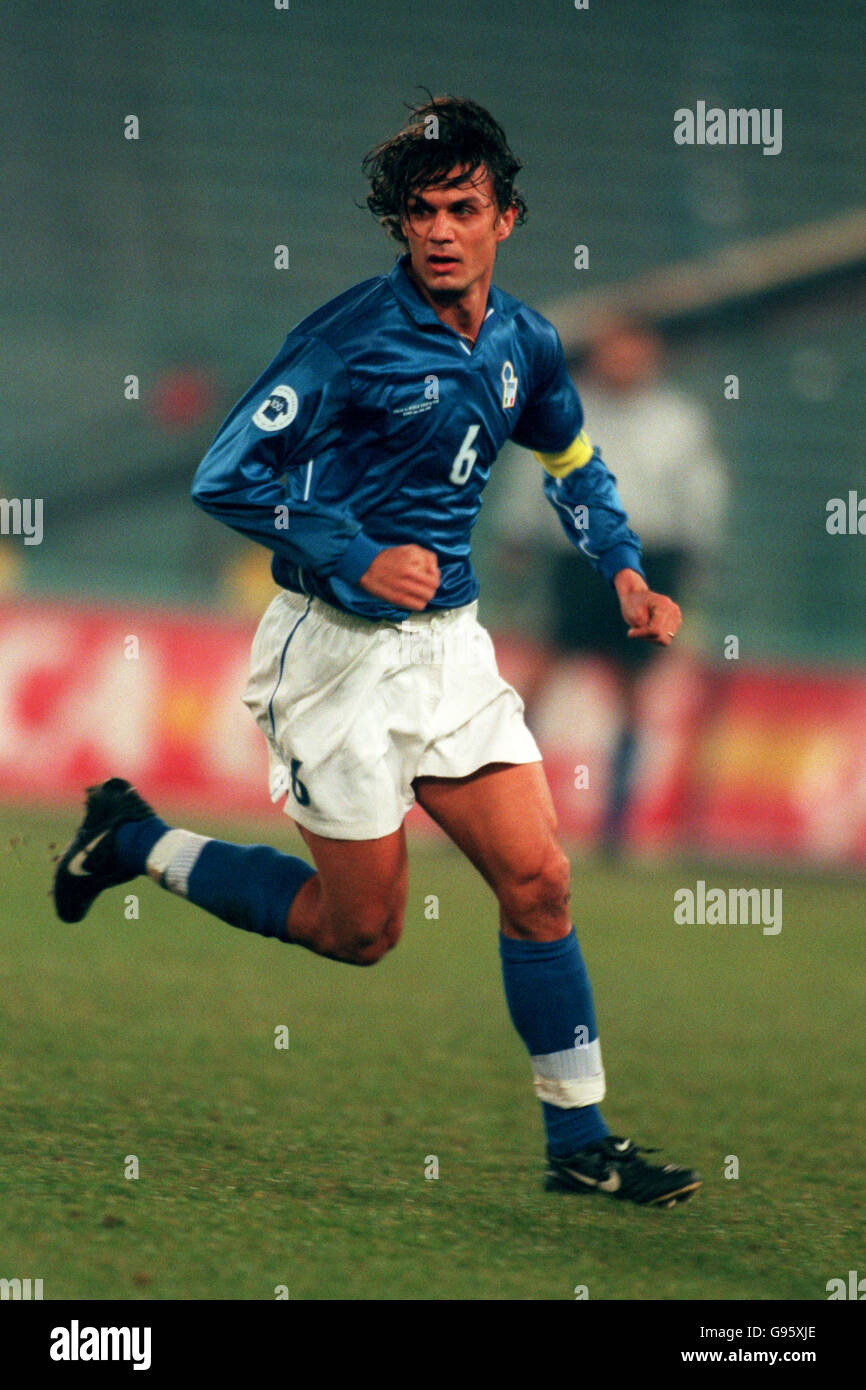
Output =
[{"x1": 1, "y1": 804, "x2": 862, "y2": 1301}]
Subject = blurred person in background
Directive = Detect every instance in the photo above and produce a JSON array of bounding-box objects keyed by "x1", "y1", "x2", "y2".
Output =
[
  {"x1": 0, "y1": 540, "x2": 23, "y2": 594},
  {"x1": 496, "y1": 315, "x2": 728, "y2": 855},
  {"x1": 0, "y1": 481, "x2": 25, "y2": 594}
]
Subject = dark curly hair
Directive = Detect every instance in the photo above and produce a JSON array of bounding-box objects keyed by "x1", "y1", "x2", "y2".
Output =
[{"x1": 362, "y1": 95, "x2": 527, "y2": 246}]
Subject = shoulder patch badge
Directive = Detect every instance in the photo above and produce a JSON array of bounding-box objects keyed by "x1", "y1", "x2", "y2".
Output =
[
  {"x1": 501, "y1": 360, "x2": 518, "y2": 409},
  {"x1": 252, "y1": 384, "x2": 298, "y2": 432}
]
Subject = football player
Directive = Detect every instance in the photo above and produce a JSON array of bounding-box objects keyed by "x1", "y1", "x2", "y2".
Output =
[{"x1": 55, "y1": 96, "x2": 700, "y2": 1207}]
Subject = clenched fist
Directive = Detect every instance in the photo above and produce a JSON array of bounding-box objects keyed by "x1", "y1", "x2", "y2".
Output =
[
  {"x1": 359, "y1": 544, "x2": 441, "y2": 611},
  {"x1": 614, "y1": 568, "x2": 682, "y2": 647}
]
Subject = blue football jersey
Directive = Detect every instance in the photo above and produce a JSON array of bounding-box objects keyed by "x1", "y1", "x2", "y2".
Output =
[{"x1": 192, "y1": 253, "x2": 644, "y2": 621}]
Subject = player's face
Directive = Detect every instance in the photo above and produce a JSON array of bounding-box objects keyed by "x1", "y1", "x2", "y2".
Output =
[{"x1": 401, "y1": 168, "x2": 516, "y2": 301}]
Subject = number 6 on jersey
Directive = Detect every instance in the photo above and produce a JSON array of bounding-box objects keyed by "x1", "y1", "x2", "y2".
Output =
[{"x1": 449, "y1": 423, "x2": 481, "y2": 485}]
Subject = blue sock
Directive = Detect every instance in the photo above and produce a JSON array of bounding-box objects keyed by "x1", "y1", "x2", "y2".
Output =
[
  {"x1": 499, "y1": 928, "x2": 609, "y2": 1156},
  {"x1": 185, "y1": 841, "x2": 315, "y2": 941},
  {"x1": 114, "y1": 818, "x2": 315, "y2": 943},
  {"x1": 114, "y1": 816, "x2": 169, "y2": 873}
]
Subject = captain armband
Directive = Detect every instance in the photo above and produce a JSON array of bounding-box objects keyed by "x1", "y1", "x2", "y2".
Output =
[{"x1": 532, "y1": 429, "x2": 594, "y2": 478}]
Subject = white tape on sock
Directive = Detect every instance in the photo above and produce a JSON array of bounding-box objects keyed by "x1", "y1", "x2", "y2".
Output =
[
  {"x1": 146, "y1": 829, "x2": 212, "y2": 896},
  {"x1": 530, "y1": 1038, "x2": 606, "y2": 1107}
]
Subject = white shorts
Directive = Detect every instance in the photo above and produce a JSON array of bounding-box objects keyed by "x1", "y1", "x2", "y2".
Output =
[{"x1": 242, "y1": 589, "x2": 542, "y2": 840}]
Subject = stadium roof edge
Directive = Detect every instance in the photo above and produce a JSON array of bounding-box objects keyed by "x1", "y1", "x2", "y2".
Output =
[{"x1": 545, "y1": 207, "x2": 866, "y2": 354}]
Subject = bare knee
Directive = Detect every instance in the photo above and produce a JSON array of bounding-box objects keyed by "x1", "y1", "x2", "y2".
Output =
[
  {"x1": 290, "y1": 852, "x2": 407, "y2": 966},
  {"x1": 334, "y1": 902, "x2": 404, "y2": 966},
  {"x1": 497, "y1": 844, "x2": 571, "y2": 940},
  {"x1": 349, "y1": 928, "x2": 398, "y2": 967}
]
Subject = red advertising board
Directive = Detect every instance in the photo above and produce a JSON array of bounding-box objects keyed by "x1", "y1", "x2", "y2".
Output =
[
  {"x1": 0, "y1": 599, "x2": 268, "y2": 815},
  {"x1": 1, "y1": 599, "x2": 865, "y2": 863},
  {"x1": 688, "y1": 664, "x2": 866, "y2": 864}
]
